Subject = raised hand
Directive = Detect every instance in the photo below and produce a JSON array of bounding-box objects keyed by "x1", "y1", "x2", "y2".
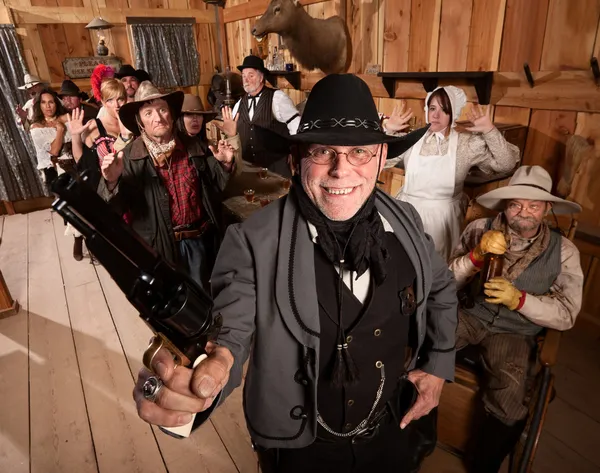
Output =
[
  {"x1": 101, "y1": 151, "x2": 124, "y2": 184},
  {"x1": 68, "y1": 108, "x2": 93, "y2": 136},
  {"x1": 384, "y1": 101, "x2": 414, "y2": 133},
  {"x1": 214, "y1": 106, "x2": 239, "y2": 137},
  {"x1": 16, "y1": 104, "x2": 27, "y2": 122},
  {"x1": 209, "y1": 139, "x2": 235, "y2": 164},
  {"x1": 465, "y1": 104, "x2": 494, "y2": 134}
]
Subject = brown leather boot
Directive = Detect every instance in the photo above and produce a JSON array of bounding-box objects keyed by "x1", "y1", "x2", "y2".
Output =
[{"x1": 73, "y1": 236, "x2": 84, "y2": 261}]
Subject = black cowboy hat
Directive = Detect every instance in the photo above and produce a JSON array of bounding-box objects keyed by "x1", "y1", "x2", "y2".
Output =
[
  {"x1": 58, "y1": 80, "x2": 86, "y2": 98},
  {"x1": 136, "y1": 69, "x2": 152, "y2": 83},
  {"x1": 258, "y1": 74, "x2": 429, "y2": 158},
  {"x1": 115, "y1": 64, "x2": 140, "y2": 80},
  {"x1": 237, "y1": 55, "x2": 270, "y2": 75}
]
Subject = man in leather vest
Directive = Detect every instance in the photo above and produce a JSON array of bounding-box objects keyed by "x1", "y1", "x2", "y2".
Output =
[
  {"x1": 228, "y1": 55, "x2": 301, "y2": 177},
  {"x1": 133, "y1": 74, "x2": 459, "y2": 473},
  {"x1": 449, "y1": 165, "x2": 584, "y2": 473}
]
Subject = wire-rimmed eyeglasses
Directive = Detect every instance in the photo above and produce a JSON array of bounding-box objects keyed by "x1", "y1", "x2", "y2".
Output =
[{"x1": 305, "y1": 145, "x2": 381, "y2": 166}]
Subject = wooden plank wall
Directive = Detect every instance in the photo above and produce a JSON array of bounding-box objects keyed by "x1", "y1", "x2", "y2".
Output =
[
  {"x1": 222, "y1": 0, "x2": 600, "y2": 321},
  {"x1": 4, "y1": 0, "x2": 218, "y2": 99}
]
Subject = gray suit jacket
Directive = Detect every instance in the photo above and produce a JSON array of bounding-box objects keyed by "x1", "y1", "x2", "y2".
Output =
[{"x1": 208, "y1": 190, "x2": 457, "y2": 448}]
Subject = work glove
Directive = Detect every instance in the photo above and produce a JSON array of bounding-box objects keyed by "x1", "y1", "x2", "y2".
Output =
[
  {"x1": 484, "y1": 277, "x2": 523, "y2": 311},
  {"x1": 472, "y1": 230, "x2": 507, "y2": 263}
]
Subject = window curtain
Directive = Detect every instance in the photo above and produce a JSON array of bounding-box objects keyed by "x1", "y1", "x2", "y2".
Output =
[
  {"x1": 0, "y1": 25, "x2": 46, "y2": 201},
  {"x1": 129, "y1": 19, "x2": 199, "y2": 88}
]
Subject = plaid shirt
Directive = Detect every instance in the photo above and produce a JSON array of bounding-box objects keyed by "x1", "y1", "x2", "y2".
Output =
[{"x1": 155, "y1": 141, "x2": 202, "y2": 228}]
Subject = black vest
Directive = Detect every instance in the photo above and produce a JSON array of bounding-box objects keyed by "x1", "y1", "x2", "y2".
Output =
[
  {"x1": 315, "y1": 233, "x2": 416, "y2": 434},
  {"x1": 237, "y1": 87, "x2": 291, "y2": 174}
]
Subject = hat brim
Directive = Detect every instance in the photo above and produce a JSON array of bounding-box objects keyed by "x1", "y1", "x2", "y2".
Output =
[
  {"x1": 182, "y1": 109, "x2": 218, "y2": 121},
  {"x1": 119, "y1": 91, "x2": 185, "y2": 135},
  {"x1": 286, "y1": 124, "x2": 430, "y2": 159},
  {"x1": 19, "y1": 82, "x2": 41, "y2": 90},
  {"x1": 237, "y1": 64, "x2": 270, "y2": 75},
  {"x1": 476, "y1": 186, "x2": 582, "y2": 214}
]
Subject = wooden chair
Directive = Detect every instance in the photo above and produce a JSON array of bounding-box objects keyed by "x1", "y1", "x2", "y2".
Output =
[{"x1": 439, "y1": 204, "x2": 578, "y2": 473}]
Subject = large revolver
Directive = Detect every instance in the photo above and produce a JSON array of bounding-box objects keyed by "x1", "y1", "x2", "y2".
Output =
[{"x1": 51, "y1": 172, "x2": 221, "y2": 438}]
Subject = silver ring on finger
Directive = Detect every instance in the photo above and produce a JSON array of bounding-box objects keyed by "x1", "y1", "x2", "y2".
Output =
[{"x1": 142, "y1": 375, "x2": 163, "y2": 403}]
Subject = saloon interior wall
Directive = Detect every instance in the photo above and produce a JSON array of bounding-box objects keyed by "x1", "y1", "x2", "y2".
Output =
[{"x1": 2, "y1": 0, "x2": 600, "y2": 318}]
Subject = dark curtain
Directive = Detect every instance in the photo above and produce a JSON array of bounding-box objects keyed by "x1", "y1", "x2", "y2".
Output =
[
  {"x1": 0, "y1": 25, "x2": 46, "y2": 201},
  {"x1": 130, "y1": 20, "x2": 200, "y2": 88}
]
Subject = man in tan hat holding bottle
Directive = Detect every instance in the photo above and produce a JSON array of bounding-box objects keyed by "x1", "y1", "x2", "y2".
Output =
[
  {"x1": 98, "y1": 81, "x2": 236, "y2": 290},
  {"x1": 449, "y1": 165, "x2": 584, "y2": 473}
]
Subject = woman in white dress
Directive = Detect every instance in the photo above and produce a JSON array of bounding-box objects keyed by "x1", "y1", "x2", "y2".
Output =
[
  {"x1": 29, "y1": 88, "x2": 82, "y2": 260},
  {"x1": 29, "y1": 88, "x2": 72, "y2": 191},
  {"x1": 384, "y1": 86, "x2": 520, "y2": 260}
]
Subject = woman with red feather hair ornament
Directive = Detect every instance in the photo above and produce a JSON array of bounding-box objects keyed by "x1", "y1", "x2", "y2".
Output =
[{"x1": 70, "y1": 66, "x2": 130, "y2": 202}]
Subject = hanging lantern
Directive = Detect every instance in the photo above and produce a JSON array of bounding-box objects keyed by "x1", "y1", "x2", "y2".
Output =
[{"x1": 85, "y1": 17, "x2": 114, "y2": 57}]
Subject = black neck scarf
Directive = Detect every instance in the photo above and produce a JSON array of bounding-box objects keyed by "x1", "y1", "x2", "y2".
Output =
[
  {"x1": 290, "y1": 176, "x2": 390, "y2": 387},
  {"x1": 290, "y1": 175, "x2": 389, "y2": 286}
]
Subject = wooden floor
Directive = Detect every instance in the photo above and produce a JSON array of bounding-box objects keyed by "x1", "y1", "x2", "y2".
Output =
[{"x1": 0, "y1": 209, "x2": 599, "y2": 473}]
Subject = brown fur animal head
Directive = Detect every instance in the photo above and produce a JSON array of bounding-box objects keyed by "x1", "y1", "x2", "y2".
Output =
[{"x1": 252, "y1": 0, "x2": 301, "y2": 39}]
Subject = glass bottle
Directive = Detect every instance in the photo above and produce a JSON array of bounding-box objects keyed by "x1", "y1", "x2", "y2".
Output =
[
  {"x1": 272, "y1": 46, "x2": 279, "y2": 71},
  {"x1": 480, "y1": 254, "x2": 504, "y2": 294},
  {"x1": 265, "y1": 46, "x2": 273, "y2": 70}
]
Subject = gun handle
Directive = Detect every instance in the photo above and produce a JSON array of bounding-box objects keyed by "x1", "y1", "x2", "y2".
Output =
[{"x1": 158, "y1": 353, "x2": 208, "y2": 439}]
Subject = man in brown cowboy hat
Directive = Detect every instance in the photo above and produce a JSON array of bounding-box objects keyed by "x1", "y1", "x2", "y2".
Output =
[
  {"x1": 449, "y1": 165, "x2": 584, "y2": 473},
  {"x1": 133, "y1": 74, "x2": 457, "y2": 473},
  {"x1": 98, "y1": 81, "x2": 237, "y2": 290},
  {"x1": 224, "y1": 55, "x2": 301, "y2": 177},
  {"x1": 58, "y1": 79, "x2": 98, "y2": 122}
]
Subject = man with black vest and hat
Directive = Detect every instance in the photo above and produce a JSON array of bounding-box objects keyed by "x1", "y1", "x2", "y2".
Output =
[
  {"x1": 449, "y1": 165, "x2": 583, "y2": 473},
  {"x1": 58, "y1": 79, "x2": 98, "y2": 122},
  {"x1": 226, "y1": 55, "x2": 301, "y2": 177},
  {"x1": 133, "y1": 74, "x2": 458, "y2": 473},
  {"x1": 98, "y1": 81, "x2": 236, "y2": 290}
]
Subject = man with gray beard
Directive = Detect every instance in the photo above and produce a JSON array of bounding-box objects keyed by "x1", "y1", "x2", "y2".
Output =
[
  {"x1": 449, "y1": 165, "x2": 584, "y2": 473},
  {"x1": 227, "y1": 55, "x2": 301, "y2": 177}
]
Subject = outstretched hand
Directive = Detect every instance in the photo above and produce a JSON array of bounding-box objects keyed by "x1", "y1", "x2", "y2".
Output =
[
  {"x1": 384, "y1": 101, "x2": 414, "y2": 133},
  {"x1": 209, "y1": 139, "x2": 235, "y2": 165},
  {"x1": 214, "y1": 106, "x2": 239, "y2": 137},
  {"x1": 465, "y1": 104, "x2": 494, "y2": 134},
  {"x1": 400, "y1": 370, "x2": 445, "y2": 429},
  {"x1": 68, "y1": 108, "x2": 94, "y2": 136},
  {"x1": 133, "y1": 342, "x2": 234, "y2": 428}
]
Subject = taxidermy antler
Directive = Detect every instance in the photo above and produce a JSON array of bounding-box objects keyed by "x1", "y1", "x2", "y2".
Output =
[{"x1": 252, "y1": 0, "x2": 350, "y2": 75}]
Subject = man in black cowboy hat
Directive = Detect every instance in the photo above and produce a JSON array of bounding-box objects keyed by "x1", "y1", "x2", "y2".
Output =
[
  {"x1": 58, "y1": 79, "x2": 98, "y2": 122},
  {"x1": 133, "y1": 74, "x2": 458, "y2": 472},
  {"x1": 221, "y1": 55, "x2": 301, "y2": 177},
  {"x1": 98, "y1": 81, "x2": 237, "y2": 290},
  {"x1": 114, "y1": 64, "x2": 149, "y2": 103}
]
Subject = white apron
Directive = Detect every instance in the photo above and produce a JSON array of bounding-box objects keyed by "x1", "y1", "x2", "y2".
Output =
[{"x1": 397, "y1": 129, "x2": 463, "y2": 261}]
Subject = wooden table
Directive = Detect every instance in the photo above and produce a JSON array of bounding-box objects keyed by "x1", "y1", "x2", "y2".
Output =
[{"x1": 222, "y1": 162, "x2": 291, "y2": 222}]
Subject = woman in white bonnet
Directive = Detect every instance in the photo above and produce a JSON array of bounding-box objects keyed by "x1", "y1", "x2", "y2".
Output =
[{"x1": 383, "y1": 86, "x2": 520, "y2": 260}]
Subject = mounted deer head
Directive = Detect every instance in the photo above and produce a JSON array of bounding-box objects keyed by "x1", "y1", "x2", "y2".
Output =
[{"x1": 252, "y1": 0, "x2": 349, "y2": 75}]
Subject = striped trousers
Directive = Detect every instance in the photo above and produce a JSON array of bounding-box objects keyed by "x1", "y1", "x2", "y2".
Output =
[{"x1": 455, "y1": 311, "x2": 537, "y2": 425}]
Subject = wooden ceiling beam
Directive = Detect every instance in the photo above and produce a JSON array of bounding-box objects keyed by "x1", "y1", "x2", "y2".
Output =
[{"x1": 9, "y1": 6, "x2": 215, "y2": 25}]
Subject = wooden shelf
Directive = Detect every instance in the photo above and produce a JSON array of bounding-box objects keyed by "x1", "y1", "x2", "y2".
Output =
[
  {"x1": 266, "y1": 71, "x2": 301, "y2": 90},
  {"x1": 377, "y1": 71, "x2": 494, "y2": 104}
]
